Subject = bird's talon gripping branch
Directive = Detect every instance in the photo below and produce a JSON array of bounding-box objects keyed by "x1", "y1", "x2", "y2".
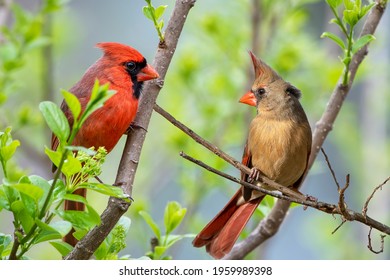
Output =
[
  {"x1": 193, "y1": 52, "x2": 312, "y2": 259},
  {"x1": 125, "y1": 121, "x2": 148, "y2": 135},
  {"x1": 248, "y1": 168, "x2": 261, "y2": 183}
]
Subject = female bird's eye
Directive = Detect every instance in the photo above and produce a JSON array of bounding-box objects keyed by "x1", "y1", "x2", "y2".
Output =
[
  {"x1": 257, "y1": 88, "x2": 266, "y2": 95},
  {"x1": 125, "y1": 61, "x2": 137, "y2": 72}
]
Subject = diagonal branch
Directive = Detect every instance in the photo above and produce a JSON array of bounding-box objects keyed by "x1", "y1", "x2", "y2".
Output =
[
  {"x1": 225, "y1": 0, "x2": 388, "y2": 260},
  {"x1": 307, "y1": 0, "x2": 387, "y2": 170},
  {"x1": 65, "y1": 0, "x2": 196, "y2": 260}
]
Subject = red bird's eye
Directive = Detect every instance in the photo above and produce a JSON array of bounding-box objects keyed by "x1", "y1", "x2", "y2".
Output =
[{"x1": 125, "y1": 61, "x2": 137, "y2": 72}]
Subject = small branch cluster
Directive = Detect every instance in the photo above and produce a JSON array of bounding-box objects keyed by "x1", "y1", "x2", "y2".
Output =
[{"x1": 154, "y1": 104, "x2": 390, "y2": 238}]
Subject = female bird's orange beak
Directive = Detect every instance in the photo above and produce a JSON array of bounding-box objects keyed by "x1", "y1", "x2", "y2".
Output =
[
  {"x1": 239, "y1": 91, "x2": 257, "y2": 107},
  {"x1": 137, "y1": 64, "x2": 159, "y2": 82}
]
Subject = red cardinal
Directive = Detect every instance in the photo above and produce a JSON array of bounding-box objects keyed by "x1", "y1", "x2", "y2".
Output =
[
  {"x1": 192, "y1": 52, "x2": 312, "y2": 259},
  {"x1": 51, "y1": 42, "x2": 159, "y2": 246}
]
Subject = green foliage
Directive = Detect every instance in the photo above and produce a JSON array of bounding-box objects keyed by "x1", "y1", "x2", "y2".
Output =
[
  {"x1": 0, "y1": 0, "x2": 67, "y2": 106},
  {"x1": 139, "y1": 201, "x2": 193, "y2": 260},
  {"x1": 322, "y1": 0, "x2": 375, "y2": 85},
  {"x1": 94, "y1": 216, "x2": 131, "y2": 260},
  {"x1": 0, "y1": 80, "x2": 128, "y2": 259},
  {"x1": 0, "y1": 127, "x2": 21, "y2": 179},
  {"x1": 142, "y1": 0, "x2": 167, "y2": 42}
]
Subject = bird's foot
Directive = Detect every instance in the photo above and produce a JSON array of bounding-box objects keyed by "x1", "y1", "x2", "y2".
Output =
[
  {"x1": 125, "y1": 122, "x2": 148, "y2": 135},
  {"x1": 248, "y1": 168, "x2": 261, "y2": 183}
]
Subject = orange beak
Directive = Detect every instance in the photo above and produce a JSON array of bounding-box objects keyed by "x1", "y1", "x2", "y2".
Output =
[
  {"x1": 239, "y1": 91, "x2": 257, "y2": 107},
  {"x1": 137, "y1": 64, "x2": 159, "y2": 82}
]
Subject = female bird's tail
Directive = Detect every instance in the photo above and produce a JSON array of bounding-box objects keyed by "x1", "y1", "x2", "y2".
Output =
[{"x1": 192, "y1": 189, "x2": 264, "y2": 259}]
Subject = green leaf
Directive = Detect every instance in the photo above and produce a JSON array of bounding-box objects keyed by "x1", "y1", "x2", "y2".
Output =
[
  {"x1": 2, "y1": 184, "x2": 19, "y2": 208},
  {"x1": 39, "y1": 101, "x2": 70, "y2": 144},
  {"x1": 352, "y1": 34, "x2": 375, "y2": 54},
  {"x1": 11, "y1": 183, "x2": 44, "y2": 202},
  {"x1": 62, "y1": 193, "x2": 88, "y2": 205},
  {"x1": 139, "y1": 210, "x2": 161, "y2": 241},
  {"x1": 29, "y1": 175, "x2": 52, "y2": 211},
  {"x1": 164, "y1": 201, "x2": 186, "y2": 235},
  {"x1": 0, "y1": 139, "x2": 20, "y2": 163},
  {"x1": 142, "y1": 6, "x2": 154, "y2": 20},
  {"x1": 79, "y1": 182, "x2": 127, "y2": 199},
  {"x1": 0, "y1": 233, "x2": 12, "y2": 256},
  {"x1": 77, "y1": 81, "x2": 114, "y2": 129},
  {"x1": 158, "y1": 20, "x2": 164, "y2": 31},
  {"x1": 62, "y1": 154, "x2": 82, "y2": 177},
  {"x1": 50, "y1": 240, "x2": 73, "y2": 257},
  {"x1": 343, "y1": 0, "x2": 355, "y2": 10},
  {"x1": 0, "y1": 187, "x2": 10, "y2": 211},
  {"x1": 321, "y1": 32, "x2": 346, "y2": 50},
  {"x1": 154, "y1": 245, "x2": 166, "y2": 259},
  {"x1": 343, "y1": 9, "x2": 358, "y2": 26},
  {"x1": 11, "y1": 200, "x2": 35, "y2": 233},
  {"x1": 45, "y1": 147, "x2": 62, "y2": 168},
  {"x1": 164, "y1": 233, "x2": 194, "y2": 248},
  {"x1": 326, "y1": 0, "x2": 342, "y2": 9},
  {"x1": 34, "y1": 219, "x2": 72, "y2": 243},
  {"x1": 61, "y1": 90, "x2": 81, "y2": 121},
  {"x1": 155, "y1": 5, "x2": 167, "y2": 19},
  {"x1": 361, "y1": 3, "x2": 375, "y2": 18},
  {"x1": 57, "y1": 204, "x2": 100, "y2": 230}
]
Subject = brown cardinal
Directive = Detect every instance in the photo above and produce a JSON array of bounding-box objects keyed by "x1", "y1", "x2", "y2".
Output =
[
  {"x1": 192, "y1": 52, "x2": 312, "y2": 259},
  {"x1": 51, "y1": 42, "x2": 159, "y2": 246}
]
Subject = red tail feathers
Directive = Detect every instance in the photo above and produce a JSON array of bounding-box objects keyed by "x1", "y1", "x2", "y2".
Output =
[
  {"x1": 63, "y1": 188, "x2": 86, "y2": 246},
  {"x1": 193, "y1": 189, "x2": 264, "y2": 259}
]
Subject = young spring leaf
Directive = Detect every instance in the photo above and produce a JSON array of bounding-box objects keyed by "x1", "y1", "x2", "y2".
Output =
[
  {"x1": 139, "y1": 210, "x2": 161, "y2": 241},
  {"x1": 142, "y1": 6, "x2": 154, "y2": 20},
  {"x1": 61, "y1": 154, "x2": 82, "y2": 178},
  {"x1": 352, "y1": 34, "x2": 375, "y2": 54},
  {"x1": 164, "y1": 201, "x2": 186, "y2": 236},
  {"x1": 34, "y1": 220, "x2": 72, "y2": 243},
  {"x1": 343, "y1": 9, "x2": 358, "y2": 26},
  {"x1": 321, "y1": 32, "x2": 346, "y2": 50},
  {"x1": 39, "y1": 101, "x2": 70, "y2": 144},
  {"x1": 326, "y1": 0, "x2": 342, "y2": 9},
  {"x1": 50, "y1": 240, "x2": 74, "y2": 257},
  {"x1": 0, "y1": 128, "x2": 20, "y2": 164},
  {"x1": 155, "y1": 5, "x2": 167, "y2": 19},
  {"x1": 61, "y1": 90, "x2": 81, "y2": 121}
]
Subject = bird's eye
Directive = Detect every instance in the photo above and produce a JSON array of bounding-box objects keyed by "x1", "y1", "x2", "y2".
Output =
[
  {"x1": 257, "y1": 88, "x2": 266, "y2": 95},
  {"x1": 125, "y1": 61, "x2": 137, "y2": 72}
]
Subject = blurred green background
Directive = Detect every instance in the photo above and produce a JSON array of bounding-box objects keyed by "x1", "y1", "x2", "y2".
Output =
[{"x1": 0, "y1": 0, "x2": 389, "y2": 259}]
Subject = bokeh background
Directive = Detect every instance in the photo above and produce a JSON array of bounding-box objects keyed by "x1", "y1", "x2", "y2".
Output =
[{"x1": 0, "y1": 0, "x2": 389, "y2": 259}]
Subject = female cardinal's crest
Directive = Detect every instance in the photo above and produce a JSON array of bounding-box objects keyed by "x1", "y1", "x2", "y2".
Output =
[{"x1": 249, "y1": 51, "x2": 280, "y2": 85}]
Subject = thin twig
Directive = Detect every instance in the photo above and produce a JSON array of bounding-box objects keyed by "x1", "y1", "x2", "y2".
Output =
[
  {"x1": 154, "y1": 103, "x2": 306, "y2": 201},
  {"x1": 362, "y1": 176, "x2": 390, "y2": 220},
  {"x1": 321, "y1": 148, "x2": 341, "y2": 191},
  {"x1": 367, "y1": 227, "x2": 385, "y2": 254},
  {"x1": 331, "y1": 218, "x2": 347, "y2": 235},
  {"x1": 180, "y1": 151, "x2": 390, "y2": 235},
  {"x1": 338, "y1": 174, "x2": 352, "y2": 220}
]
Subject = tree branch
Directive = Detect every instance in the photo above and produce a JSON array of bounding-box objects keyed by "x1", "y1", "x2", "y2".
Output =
[
  {"x1": 65, "y1": 0, "x2": 196, "y2": 260},
  {"x1": 225, "y1": 0, "x2": 388, "y2": 259},
  {"x1": 307, "y1": 0, "x2": 387, "y2": 170}
]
